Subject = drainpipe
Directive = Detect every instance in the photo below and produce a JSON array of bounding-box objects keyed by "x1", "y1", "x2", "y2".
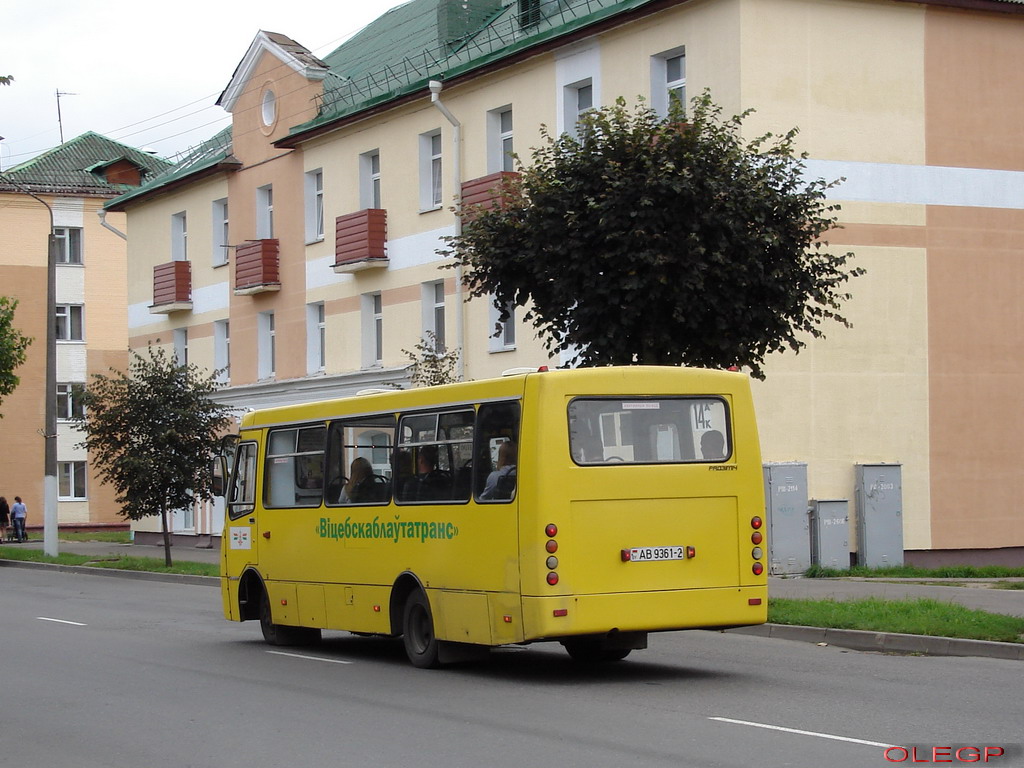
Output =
[
  {"x1": 98, "y1": 209, "x2": 127, "y2": 240},
  {"x1": 428, "y1": 79, "x2": 465, "y2": 381}
]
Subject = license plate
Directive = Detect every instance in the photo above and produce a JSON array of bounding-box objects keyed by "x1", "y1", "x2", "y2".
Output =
[{"x1": 626, "y1": 546, "x2": 684, "y2": 562}]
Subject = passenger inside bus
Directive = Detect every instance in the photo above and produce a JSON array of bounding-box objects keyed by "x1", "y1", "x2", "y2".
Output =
[
  {"x1": 700, "y1": 429, "x2": 725, "y2": 461},
  {"x1": 338, "y1": 457, "x2": 373, "y2": 503},
  {"x1": 480, "y1": 440, "x2": 517, "y2": 500}
]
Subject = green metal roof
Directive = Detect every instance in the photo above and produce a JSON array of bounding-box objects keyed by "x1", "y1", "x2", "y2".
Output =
[
  {"x1": 104, "y1": 126, "x2": 236, "y2": 211},
  {"x1": 299, "y1": 0, "x2": 659, "y2": 138},
  {"x1": 0, "y1": 131, "x2": 172, "y2": 197}
]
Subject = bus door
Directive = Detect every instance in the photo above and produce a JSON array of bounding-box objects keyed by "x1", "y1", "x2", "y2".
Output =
[{"x1": 222, "y1": 440, "x2": 259, "y2": 619}]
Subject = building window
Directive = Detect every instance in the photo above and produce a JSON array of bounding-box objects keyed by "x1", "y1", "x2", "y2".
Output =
[
  {"x1": 54, "y1": 227, "x2": 83, "y2": 265},
  {"x1": 307, "y1": 302, "x2": 326, "y2": 375},
  {"x1": 212, "y1": 198, "x2": 229, "y2": 267},
  {"x1": 56, "y1": 383, "x2": 85, "y2": 420},
  {"x1": 651, "y1": 47, "x2": 686, "y2": 116},
  {"x1": 488, "y1": 298, "x2": 516, "y2": 352},
  {"x1": 55, "y1": 304, "x2": 84, "y2": 341},
  {"x1": 305, "y1": 169, "x2": 324, "y2": 243},
  {"x1": 360, "y1": 150, "x2": 382, "y2": 209},
  {"x1": 487, "y1": 107, "x2": 514, "y2": 173},
  {"x1": 259, "y1": 312, "x2": 276, "y2": 380},
  {"x1": 171, "y1": 212, "x2": 188, "y2": 262},
  {"x1": 214, "y1": 320, "x2": 230, "y2": 384},
  {"x1": 261, "y1": 88, "x2": 277, "y2": 127},
  {"x1": 362, "y1": 293, "x2": 383, "y2": 367},
  {"x1": 420, "y1": 131, "x2": 443, "y2": 210},
  {"x1": 257, "y1": 185, "x2": 274, "y2": 239},
  {"x1": 564, "y1": 79, "x2": 594, "y2": 139},
  {"x1": 173, "y1": 327, "x2": 188, "y2": 366},
  {"x1": 59, "y1": 461, "x2": 87, "y2": 500},
  {"x1": 422, "y1": 281, "x2": 446, "y2": 352}
]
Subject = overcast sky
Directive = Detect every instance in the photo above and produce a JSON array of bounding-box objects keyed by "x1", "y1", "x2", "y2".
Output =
[{"x1": 1, "y1": 0, "x2": 411, "y2": 169}]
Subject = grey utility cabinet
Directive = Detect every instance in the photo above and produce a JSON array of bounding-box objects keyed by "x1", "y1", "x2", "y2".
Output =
[
  {"x1": 763, "y1": 462, "x2": 810, "y2": 575},
  {"x1": 854, "y1": 463, "x2": 904, "y2": 567},
  {"x1": 809, "y1": 499, "x2": 850, "y2": 569}
]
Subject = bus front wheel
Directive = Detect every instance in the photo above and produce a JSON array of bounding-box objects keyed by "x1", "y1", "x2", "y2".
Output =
[
  {"x1": 259, "y1": 590, "x2": 321, "y2": 647},
  {"x1": 402, "y1": 591, "x2": 441, "y2": 669}
]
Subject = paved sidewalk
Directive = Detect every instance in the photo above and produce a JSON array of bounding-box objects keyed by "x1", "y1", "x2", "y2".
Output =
[{"x1": 4, "y1": 539, "x2": 1023, "y2": 660}]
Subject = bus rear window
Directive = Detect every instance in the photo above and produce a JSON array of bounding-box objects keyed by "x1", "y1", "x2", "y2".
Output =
[{"x1": 567, "y1": 397, "x2": 730, "y2": 465}]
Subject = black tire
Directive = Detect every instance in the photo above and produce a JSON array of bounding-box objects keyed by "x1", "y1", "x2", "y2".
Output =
[
  {"x1": 562, "y1": 638, "x2": 632, "y2": 663},
  {"x1": 259, "y1": 589, "x2": 321, "y2": 647},
  {"x1": 402, "y1": 590, "x2": 441, "y2": 668}
]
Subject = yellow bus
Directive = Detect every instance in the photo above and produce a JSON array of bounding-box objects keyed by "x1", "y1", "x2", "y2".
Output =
[{"x1": 217, "y1": 366, "x2": 767, "y2": 667}]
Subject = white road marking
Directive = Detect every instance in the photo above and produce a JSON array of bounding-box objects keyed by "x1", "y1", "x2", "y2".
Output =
[
  {"x1": 709, "y1": 717, "x2": 896, "y2": 749},
  {"x1": 267, "y1": 650, "x2": 354, "y2": 665},
  {"x1": 37, "y1": 617, "x2": 87, "y2": 627}
]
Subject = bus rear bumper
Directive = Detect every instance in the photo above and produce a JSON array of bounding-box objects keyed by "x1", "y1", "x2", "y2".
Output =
[{"x1": 521, "y1": 585, "x2": 768, "y2": 641}]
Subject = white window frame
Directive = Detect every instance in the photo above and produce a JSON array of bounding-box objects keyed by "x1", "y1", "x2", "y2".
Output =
[
  {"x1": 214, "y1": 319, "x2": 230, "y2": 384},
  {"x1": 651, "y1": 46, "x2": 687, "y2": 117},
  {"x1": 306, "y1": 302, "x2": 326, "y2": 375},
  {"x1": 305, "y1": 169, "x2": 324, "y2": 244},
  {"x1": 54, "y1": 226, "x2": 83, "y2": 265},
  {"x1": 419, "y1": 130, "x2": 443, "y2": 211},
  {"x1": 55, "y1": 304, "x2": 84, "y2": 342},
  {"x1": 556, "y1": 43, "x2": 600, "y2": 137},
  {"x1": 212, "y1": 198, "x2": 229, "y2": 267},
  {"x1": 58, "y1": 460, "x2": 87, "y2": 500},
  {"x1": 487, "y1": 106, "x2": 514, "y2": 174},
  {"x1": 360, "y1": 150, "x2": 382, "y2": 209},
  {"x1": 421, "y1": 281, "x2": 446, "y2": 352},
  {"x1": 171, "y1": 212, "x2": 188, "y2": 262},
  {"x1": 361, "y1": 293, "x2": 383, "y2": 368},
  {"x1": 488, "y1": 298, "x2": 516, "y2": 353},
  {"x1": 256, "y1": 185, "x2": 274, "y2": 239},
  {"x1": 56, "y1": 382, "x2": 85, "y2": 420},
  {"x1": 258, "y1": 311, "x2": 276, "y2": 380},
  {"x1": 173, "y1": 327, "x2": 188, "y2": 366}
]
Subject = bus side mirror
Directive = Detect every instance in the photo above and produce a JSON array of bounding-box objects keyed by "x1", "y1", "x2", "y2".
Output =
[{"x1": 211, "y1": 456, "x2": 229, "y2": 497}]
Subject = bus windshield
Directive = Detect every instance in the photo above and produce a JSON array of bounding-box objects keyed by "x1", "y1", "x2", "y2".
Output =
[{"x1": 567, "y1": 397, "x2": 730, "y2": 464}]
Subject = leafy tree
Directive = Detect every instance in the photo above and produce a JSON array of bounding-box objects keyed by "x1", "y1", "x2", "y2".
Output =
[
  {"x1": 400, "y1": 331, "x2": 461, "y2": 387},
  {"x1": 0, "y1": 76, "x2": 12, "y2": 86},
  {"x1": 443, "y1": 92, "x2": 863, "y2": 379},
  {"x1": 0, "y1": 296, "x2": 32, "y2": 417},
  {"x1": 77, "y1": 347, "x2": 233, "y2": 565}
]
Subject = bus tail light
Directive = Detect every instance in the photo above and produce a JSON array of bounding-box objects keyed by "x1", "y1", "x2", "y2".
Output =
[
  {"x1": 545, "y1": 523, "x2": 558, "y2": 537},
  {"x1": 546, "y1": 572, "x2": 559, "y2": 585},
  {"x1": 752, "y1": 562, "x2": 764, "y2": 576},
  {"x1": 751, "y1": 516, "x2": 762, "y2": 529},
  {"x1": 751, "y1": 531, "x2": 763, "y2": 544},
  {"x1": 545, "y1": 524, "x2": 560, "y2": 586}
]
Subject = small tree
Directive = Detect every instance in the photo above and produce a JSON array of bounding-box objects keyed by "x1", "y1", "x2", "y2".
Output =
[
  {"x1": 400, "y1": 331, "x2": 461, "y2": 387},
  {"x1": 443, "y1": 93, "x2": 863, "y2": 379},
  {"x1": 78, "y1": 347, "x2": 233, "y2": 565},
  {"x1": 0, "y1": 296, "x2": 32, "y2": 417}
]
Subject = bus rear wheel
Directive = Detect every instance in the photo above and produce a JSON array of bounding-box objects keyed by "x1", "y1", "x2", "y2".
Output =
[
  {"x1": 562, "y1": 638, "x2": 632, "y2": 663},
  {"x1": 259, "y1": 589, "x2": 321, "y2": 647},
  {"x1": 402, "y1": 590, "x2": 441, "y2": 669}
]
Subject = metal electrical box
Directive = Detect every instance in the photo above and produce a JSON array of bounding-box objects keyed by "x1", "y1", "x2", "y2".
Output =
[
  {"x1": 809, "y1": 499, "x2": 849, "y2": 569},
  {"x1": 855, "y1": 463, "x2": 904, "y2": 567},
  {"x1": 763, "y1": 462, "x2": 810, "y2": 575}
]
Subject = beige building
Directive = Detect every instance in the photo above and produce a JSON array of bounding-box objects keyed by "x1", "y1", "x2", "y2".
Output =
[
  {"x1": 0, "y1": 133, "x2": 171, "y2": 531},
  {"x1": 108, "y1": 0, "x2": 1024, "y2": 563}
]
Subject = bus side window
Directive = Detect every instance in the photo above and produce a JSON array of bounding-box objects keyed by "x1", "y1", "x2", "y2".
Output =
[
  {"x1": 325, "y1": 415, "x2": 396, "y2": 506},
  {"x1": 264, "y1": 425, "x2": 325, "y2": 508},
  {"x1": 474, "y1": 401, "x2": 520, "y2": 503}
]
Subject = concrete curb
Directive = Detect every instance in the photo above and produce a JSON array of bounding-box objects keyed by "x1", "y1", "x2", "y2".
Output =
[
  {"x1": 0, "y1": 557, "x2": 219, "y2": 587},
  {"x1": 727, "y1": 623, "x2": 1024, "y2": 661}
]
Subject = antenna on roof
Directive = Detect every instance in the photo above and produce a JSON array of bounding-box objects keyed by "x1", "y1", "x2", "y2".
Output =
[{"x1": 55, "y1": 89, "x2": 78, "y2": 144}]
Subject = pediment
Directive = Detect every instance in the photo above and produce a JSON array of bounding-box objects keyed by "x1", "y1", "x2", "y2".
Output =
[{"x1": 217, "y1": 30, "x2": 328, "y2": 113}]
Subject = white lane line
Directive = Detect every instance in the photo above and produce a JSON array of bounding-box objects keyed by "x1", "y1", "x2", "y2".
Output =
[
  {"x1": 709, "y1": 717, "x2": 896, "y2": 749},
  {"x1": 267, "y1": 650, "x2": 354, "y2": 665},
  {"x1": 37, "y1": 617, "x2": 87, "y2": 627}
]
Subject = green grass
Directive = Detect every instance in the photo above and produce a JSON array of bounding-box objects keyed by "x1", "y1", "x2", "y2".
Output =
[
  {"x1": 805, "y1": 563, "x2": 1024, "y2": 579},
  {"x1": 58, "y1": 530, "x2": 132, "y2": 544},
  {"x1": 0, "y1": 544, "x2": 217, "y2": 577},
  {"x1": 769, "y1": 597, "x2": 1024, "y2": 644}
]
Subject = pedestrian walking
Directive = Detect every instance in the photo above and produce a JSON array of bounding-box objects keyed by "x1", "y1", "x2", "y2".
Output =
[
  {"x1": 0, "y1": 496, "x2": 9, "y2": 542},
  {"x1": 11, "y1": 496, "x2": 27, "y2": 543}
]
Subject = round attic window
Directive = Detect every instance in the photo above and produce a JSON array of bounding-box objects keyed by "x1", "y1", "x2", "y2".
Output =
[{"x1": 261, "y1": 88, "x2": 277, "y2": 127}]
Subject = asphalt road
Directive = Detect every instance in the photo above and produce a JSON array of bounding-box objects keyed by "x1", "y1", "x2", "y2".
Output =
[{"x1": 1, "y1": 567, "x2": 1021, "y2": 768}]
